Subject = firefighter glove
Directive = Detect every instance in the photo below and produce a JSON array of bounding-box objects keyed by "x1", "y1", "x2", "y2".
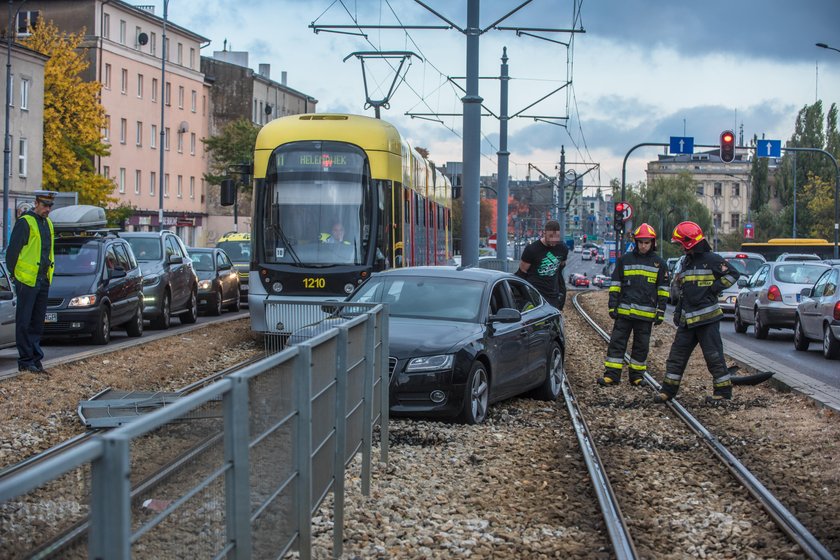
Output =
[
  {"x1": 673, "y1": 312, "x2": 681, "y2": 327},
  {"x1": 654, "y1": 311, "x2": 664, "y2": 325},
  {"x1": 609, "y1": 309, "x2": 617, "y2": 320}
]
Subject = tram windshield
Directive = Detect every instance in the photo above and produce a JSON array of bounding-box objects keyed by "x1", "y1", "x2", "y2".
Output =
[{"x1": 261, "y1": 142, "x2": 372, "y2": 266}]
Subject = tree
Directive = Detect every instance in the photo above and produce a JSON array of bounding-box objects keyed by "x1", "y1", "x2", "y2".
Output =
[
  {"x1": 22, "y1": 21, "x2": 114, "y2": 205},
  {"x1": 202, "y1": 118, "x2": 260, "y2": 189}
]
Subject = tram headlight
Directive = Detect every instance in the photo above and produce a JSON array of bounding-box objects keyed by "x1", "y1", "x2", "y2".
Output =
[
  {"x1": 272, "y1": 282, "x2": 283, "y2": 293},
  {"x1": 343, "y1": 283, "x2": 355, "y2": 294}
]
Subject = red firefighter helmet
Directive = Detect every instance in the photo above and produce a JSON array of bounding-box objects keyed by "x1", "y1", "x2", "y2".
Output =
[
  {"x1": 671, "y1": 221, "x2": 705, "y2": 250},
  {"x1": 632, "y1": 223, "x2": 657, "y2": 240}
]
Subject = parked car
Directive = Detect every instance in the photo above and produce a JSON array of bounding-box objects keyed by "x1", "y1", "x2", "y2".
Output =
[
  {"x1": 592, "y1": 274, "x2": 610, "y2": 288},
  {"x1": 44, "y1": 205, "x2": 144, "y2": 344},
  {"x1": 573, "y1": 246, "x2": 582, "y2": 253},
  {"x1": 716, "y1": 252, "x2": 766, "y2": 316},
  {"x1": 0, "y1": 262, "x2": 17, "y2": 350},
  {"x1": 595, "y1": 253, "x2": 605, "y2": 264},
  {"x1": 215, "y1": 231, "x2": 251, "y2": 302},
  {"x1": 793, "y1": 264, "x2": 840, "y2": 359},
  {"x1": 187, "y1": 248, "x2": 241, "y2": 315},
  {"x1": 344, "y1": 266, "x2": 565, "y2": 424},
  {"x1": 121, "y1": 231, "x2": 199, "y2": 329},
  {"x1": 581, "y1": 248, "x2": 592, "y2": 261},
  {"x1": 776, "y1": 252, "x2": 822, "y2": 262},
  {"x1": 571, "y1": 274, "x2": 590, "y2": 287},
  {"x1": 734, "y1": 261, "x2": 830, "y2": 339}
]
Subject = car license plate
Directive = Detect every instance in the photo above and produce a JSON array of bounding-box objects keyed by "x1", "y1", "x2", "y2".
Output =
[{"x1": 45, "y1": 312, "x2": 57, "y2": 323}]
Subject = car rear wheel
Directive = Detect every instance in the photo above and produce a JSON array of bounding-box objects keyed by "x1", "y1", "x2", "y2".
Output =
[
  {"x1": 753, "y1": 308, "x2": 769, "y2": 339},
  {"x1": 460, "y1": 362, "x2": 489, "y2": 425},
  {"x1": 793, "y1": 316, "x2": 809, "y2": 351},
  {"x1": 210, "y1": 288, "x2": 223, "y2": 316},
  {"x1": 151, "y1": 291, "x2": 171, "y2": 329},
  {"x1": 91, "y1": 309, "x2": 111, "y2": 345},
  {"x1": 180, "y1": 290, "x2": 198, "y2": 324},
  {"x1": 823, "y1": 324, "x2": 840, "y2": 359},
  {"x1": 534, "y1": 342, "x2": 564, "y2": 401},
  {"x1": 733, "y1": 305, "x2": 748, "y2": 334},
  {"x1": 125, "y1": 304, "x2": 143, "y2": 337}
]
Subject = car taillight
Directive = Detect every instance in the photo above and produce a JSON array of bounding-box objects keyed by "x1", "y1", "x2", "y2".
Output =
[
  {"x1": 834, "y1": 301, "x2": 840, "y2": 321},
  {"x1": 767, "y1": 285, "x2": 782, "y2": 301}
]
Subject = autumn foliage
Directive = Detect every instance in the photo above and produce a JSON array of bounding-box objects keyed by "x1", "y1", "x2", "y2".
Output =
[{"x1": 22, "y1": 21, "x2": 115, "y2": 206}]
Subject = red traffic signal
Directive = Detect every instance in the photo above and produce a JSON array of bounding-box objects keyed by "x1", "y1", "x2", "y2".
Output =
[
  {"x1": 720, "y1": 130, "x2": 736, "y2": 163},
  {"x1": 613, "y1": 202, "x2": 625, "y2": 232}
]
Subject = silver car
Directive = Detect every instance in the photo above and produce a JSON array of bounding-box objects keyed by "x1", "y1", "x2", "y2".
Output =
[
  {"x1": 716, "y1": 252, "x2": 765, "y2": 316},
  {"x1": 0, "y1": 262, "x2": 16, "y2": 350},
  {"x1": 793, "y1": 264, "x2": 840, "y2": 359},
  {"x1": 735, "y1": 261, "x2": 830, "y2": 339}
]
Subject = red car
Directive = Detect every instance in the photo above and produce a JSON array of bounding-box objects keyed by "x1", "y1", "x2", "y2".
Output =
[
  {"x1": 595, "y1": 253, "x2": 605, "y2": 264},
  {"x1": 572, "y1": 274, "x2": 590, "y2": 287}
]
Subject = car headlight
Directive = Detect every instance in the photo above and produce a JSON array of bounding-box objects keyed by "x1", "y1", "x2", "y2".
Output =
[
  {"x1": 198, "y1": 279, "x2": 212, "y2": 290},
  {"x1": 143, "y1": 274, "x2": 161, "y2": 287},
  {"x1": 69, "y1": 294, "x2": 97, "y2": 307},
  {"x1": 406, "y1": 354, "x2": 454, "y2": 372}
]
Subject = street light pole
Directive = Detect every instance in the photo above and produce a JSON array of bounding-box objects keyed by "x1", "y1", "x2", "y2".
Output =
[
  {"x1": 158, "y1": 0, "x2": 168, "y2": 231},
  {"x1": 816, "y1": 42, "x2": 840, "y2": 54},
  {"x1": 3, "y1": 0, "x2": 26, "y2": 249}
]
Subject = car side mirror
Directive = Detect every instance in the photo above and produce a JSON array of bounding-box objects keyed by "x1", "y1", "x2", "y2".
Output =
[
  {"x1": 800, "y1": 287, "x2": 812, "y2": 298},
  {"x1": 168, "y1": 254, "x2": 184, "y2": 265},
  {"x1": 489, "y1": 307, "x2": 521, "y2": 323},
  {"x1": 0, "y1": 290, "x2": 13, "y2": 300},
  {"x1": 109, "y1": 268, "x2": 127, "y2": 279},
  {"x1": 737, "y1": 278, "x2": 748, "y2": 288}
]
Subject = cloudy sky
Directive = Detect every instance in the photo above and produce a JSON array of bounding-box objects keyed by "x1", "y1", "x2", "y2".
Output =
[{"x1": 155, "y1": 0, "x2": 840, "y2": 189}]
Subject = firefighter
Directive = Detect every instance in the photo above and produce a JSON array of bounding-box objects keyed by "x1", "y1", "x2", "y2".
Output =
[
  {"x1": 598, "y1": 223, "x2": 669, "y2": 387},
  {"x1": 655, "y1": 221, "x2": 740, "y2": 405}
]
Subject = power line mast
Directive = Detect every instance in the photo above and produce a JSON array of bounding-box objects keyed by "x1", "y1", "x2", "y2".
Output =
[{"x1": 342, "y1": 51, "x2": 420, "y2": 119}]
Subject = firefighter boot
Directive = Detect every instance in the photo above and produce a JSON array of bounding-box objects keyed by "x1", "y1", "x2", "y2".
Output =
[
  {"x1": 653, "y1": 384, "x2": 678, "y2": 403},
  {"x1": 628, "y1": 373, "x2": 645, "y2": 387},
  {"x1": 706, "y1": 384, "x2": 733, "y2": 407},
  {"x1": 597, "y1": 373, "x2": 620, "y2": 387}
]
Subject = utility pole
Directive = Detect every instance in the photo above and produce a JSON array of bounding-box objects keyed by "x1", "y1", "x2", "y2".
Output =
[
  {"x1": 558, "y1": 147, "x2": 565, "y2": 240},
  {"x1": 461, "y1": 0, "x2": 481, "y2": 267},
  {"x1": 496, "y1": 47, "x2": 510, "y2": 261}
]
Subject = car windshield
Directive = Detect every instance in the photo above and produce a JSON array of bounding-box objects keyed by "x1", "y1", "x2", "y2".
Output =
[
  {"x1": 725, "y1": 257, "x2": 763, "y2": 276},
  {"x1": 217, "y1": 241, "x2": 250, "y2": 263},
  {"x1": 189, "y1": 252, "x2": 215, "y2": 271},
  {"x1": 773, "y1": 264, "x2": 828, "y2": 285},
  {"x1": 125, "y1": 237, "x2": 162, "y2": 261},
  {"x1": 350, "y1": 276, "x2": 485, "y2": 322},
  {"x1": 54, "y1": 243, "x2": 100, "y2": 275}
]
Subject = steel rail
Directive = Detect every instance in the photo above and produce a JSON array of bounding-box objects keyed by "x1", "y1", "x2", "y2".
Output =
[{"x1": 572, "y1": 293, "x2": 835, "y2": 560}]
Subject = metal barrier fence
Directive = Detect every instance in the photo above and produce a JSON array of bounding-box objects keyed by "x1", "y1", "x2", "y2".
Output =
[
  {"x1": 477, "y1": 258, "x2": 518, "y2": 273},
  {"x1": 0, "y1": 303, "x2": 388, "y2": 560}
]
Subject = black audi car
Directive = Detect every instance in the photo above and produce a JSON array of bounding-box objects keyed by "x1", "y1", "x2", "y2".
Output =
[{"x1": 345, "y1": 266, "x2": 565, "y2": 424}]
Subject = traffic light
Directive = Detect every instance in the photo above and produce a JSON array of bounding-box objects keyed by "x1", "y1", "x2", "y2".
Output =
[
  {"x1": 613, "y1": 202, "x2": 625, "y2": 232},
  {"x1": 720, "y1": 130, "x2": 736, "y2": 163}
]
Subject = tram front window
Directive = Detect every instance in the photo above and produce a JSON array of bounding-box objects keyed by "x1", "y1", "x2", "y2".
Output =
[{"x1": 262, "y1": 143, "x2": 371, "y2": 266}]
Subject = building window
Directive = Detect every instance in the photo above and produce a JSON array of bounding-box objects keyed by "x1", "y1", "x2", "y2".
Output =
[
  {"x1": 178, "y1": 86, "x2": 184, "y2": 109},
  {"x1": 120, "y1": 68, "x2": 128, "y2": 94},
  {"x1": 150, "y1": 32, "x2": 156, "y2": 56},
  {"x1": 20, "y1": 79, "x2": 29, "y2": 110},
  {"x1": 103, "y1": 165, "x2": 110, "y2": 180},
  {"x1": 104, "y1": 64, "x2": 111, "y2": 89},
  {"x1": 732, "y1": 183, "x2": 740, "y2": 197},
  {"x1": 177, "y1": 43, "x2": 183, "y2": 65},
  {"x1": 164, "y1": 128, "x2": 170, "y2": 150},
  {"x1": 17, "y1": 11, "x2": 40, "y2": 36},
  {"x1": 136, "y1": 121, "x2": 143, "y2": 146},
  {"x1": 103, "y1": 115, "x2": 110, "y2": 142},
  {"x1": 695, "y1": 183, "x2": 704, "y2": 196},
  {"x1": 190, "y1": 132, "x2": 195, "y2": 155},
  {"x1": 165, "y1": 82, "x2": 171, "y2": 106},
  {"x1": 189, "y1": 48, "x2": 195, "y2": 69},
  {"x1": 177, "y1": 175, "x2": 183, "y2": 198},
  {"x1": 103, "y1": 13, "x2": 110, "y2": 39},
  {"x1": 150, "y1": 124, "x2": 157, "y2": 148},
  {"x1": 120, "y1": 118, "x2": 127, "y2": 144},
  {"x1": 119, "y1": 20, "x2": 126, "y2": 44},
  {"x1": 17, "y1": 138, "x2": 27, "y2": 176},
  {"x1": 151, "y1": 77, "x2": 158, "y2": 102},
  {"x1": 191, "y1": 90, "x2": 196, "y2": 112},
  {"x1": 177, "y1": 132, "x2": 183, "y2": 153},
  {"x1": 135, "y1": 170, "x2": 141, "y2": 194},
  {"x1": 189, "y1": 176, "x2": 195, "y2": 199},
  {"x1": 137, "y1": 74, "x2": 143, "y2": 98},
  {"x1": 202, "y1": 95, "x2": 206, "y2": 116},
  {"x1": 731, "y1": 213, "x2": 740, "y2": 230},
  {"x1": 119, "y1": 168, "x2": 126, "y2": 193},
  {"x1": 164, "y1": 174, "x2": 169, "y2": 197},
  {"x1": 713, "y1": 182, "x2": 722, "y2": 196},
  {"x1": 150, "y1": 171, "x2": 156, "y2": 196}
]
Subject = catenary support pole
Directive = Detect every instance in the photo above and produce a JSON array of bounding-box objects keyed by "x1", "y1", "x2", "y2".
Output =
[{"x1": 496, "y1": 47, "x2": 509, "y2": 262}]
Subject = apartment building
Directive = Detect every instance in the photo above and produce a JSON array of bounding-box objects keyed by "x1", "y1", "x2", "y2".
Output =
[{"x1": 4, "y1": 0, "x2": 210, "y2": 245}]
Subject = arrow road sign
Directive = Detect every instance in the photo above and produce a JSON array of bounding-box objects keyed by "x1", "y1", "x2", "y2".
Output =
[
  {"x1": 669, "y1": 136, "x2": 695, "y2": 155},
  {"x1": 756, "y1": 139, "x2": 781, "y2": 158}
]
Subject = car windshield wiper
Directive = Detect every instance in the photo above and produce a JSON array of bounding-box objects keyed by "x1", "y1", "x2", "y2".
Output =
[{"x1": 268, "y1": 222, "x2": 302, "y2": 266}]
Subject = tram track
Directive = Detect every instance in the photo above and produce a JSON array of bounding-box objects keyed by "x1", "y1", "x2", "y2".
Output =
[{"x1": 569, "y1": 290, "x2": 835, "y2": 559}]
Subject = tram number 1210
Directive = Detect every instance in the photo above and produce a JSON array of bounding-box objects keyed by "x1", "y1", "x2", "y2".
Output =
[{"x1": 303, "y1": 277, "x2": 326, "y2": 289}]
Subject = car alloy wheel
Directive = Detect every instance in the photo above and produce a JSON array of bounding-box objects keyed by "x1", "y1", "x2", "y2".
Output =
[
  {"x1": 152, "y1": 292, "x2": 171, "y2": 329},
  {"x1": 210, "y1": 288, "x2": 223, "y2": 316},
  {"x1": 126, "y1": 304, "x2": 143, "y2": 337},
  {"x1": 733, "y1": 305, "x2": 747, "y2": 334},
  {"x1": 535, "y1": 342, "x2": 564, "y2": 401},
  {"x1": 793, "y1": 316, "x2": 809, "y2": 351},
  {"x1": 461, "y1": 362, "x2": 489, "y2": 425},
  {"x1": 824, "y1": 324, "x2": 840, "y2": 359},
  {"x1": 180, "y1": 290, "x2": 198, "y2": 324},
  {"x1": 754, "y1": 308, "x2": 769, "y2": 339},
  {"x1": 92, "y1": 309, "x2": 111, "y2": 345}
]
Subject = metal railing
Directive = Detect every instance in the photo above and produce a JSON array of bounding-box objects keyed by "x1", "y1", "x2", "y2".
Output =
[{"x1": 0, "y1": 302, "x2": 388, "y2": 560}]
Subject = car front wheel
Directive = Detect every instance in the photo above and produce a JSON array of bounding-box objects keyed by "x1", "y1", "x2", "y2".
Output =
[
  {"x1": 793, "y1": 316, "x2": 809, "y2": 351},
  {"x1": 823, "y1": 324, "x2": 840, "y2": 360},
  {"x1": 180, "y1": 290, "x2": 198, "y2": 324},
  {"x1": 753, "y1": 308, "x2": 769, "y2": 339},
  {"x1": 460, "y1": 362, "x2": 489, "y2": 425},
  {"x1": 534, "y1": 342, "x2": 564, "y2": 401},
  {"x1": 210, "y1": 288, "x2": 223, "y2": 316},
  {"x1": 151, "y1": 291, "x2": 171, "y2": 329},
  {"x1": 91, "y1": 308, "x2": 111, "y2": 345}
]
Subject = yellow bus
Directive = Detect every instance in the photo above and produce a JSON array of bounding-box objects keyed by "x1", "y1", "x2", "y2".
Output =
[
  {"x1": 740, "y1": 238, "x2": 834, "y2": 261},
  {"x1": 247, "y1": 113, "x2": 452, "y2": 332}
]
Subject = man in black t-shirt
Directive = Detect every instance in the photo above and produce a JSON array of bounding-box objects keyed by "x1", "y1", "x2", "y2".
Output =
[{"x1": 515, "y1": 220, "x2": 569, "y2": 310}]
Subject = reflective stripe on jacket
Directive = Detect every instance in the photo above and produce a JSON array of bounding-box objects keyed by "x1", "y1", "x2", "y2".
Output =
[
  {"x1": 674, "y1": 247, "x2": 739, "y2": 328},
  {"x1": 608, "y1": 251, "x2": 669, "y2": 322},
  {"x1": 15, "y1": 215, "x2": 54, "y2": 287}
]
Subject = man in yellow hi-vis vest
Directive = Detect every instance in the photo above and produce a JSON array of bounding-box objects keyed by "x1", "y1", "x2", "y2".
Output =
[{"x1": 5, "y1": 191, "x2": 56, "y2": 373}]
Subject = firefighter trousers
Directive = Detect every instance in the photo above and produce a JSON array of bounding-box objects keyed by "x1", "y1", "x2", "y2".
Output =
[
  {"x1": 661, "y1": 321, "x2": 732, "y2": 398},
  {"x1": 603, "y1": 317, "x2": 652, "y2": 382}
]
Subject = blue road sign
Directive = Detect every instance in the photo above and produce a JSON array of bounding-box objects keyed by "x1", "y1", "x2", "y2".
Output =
[
  {"x1": 756, "y1": 139, "x2": 781, "y2": 158},
  {"x1": 574, "y1": 215, "x2": 579, "y2": 223},
  {"x1": 625, "y1": 242, "x2": 636, "y2": 253},
  {"x1": 669, "y1": 136, "x2": 694, "y2": 154}
]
